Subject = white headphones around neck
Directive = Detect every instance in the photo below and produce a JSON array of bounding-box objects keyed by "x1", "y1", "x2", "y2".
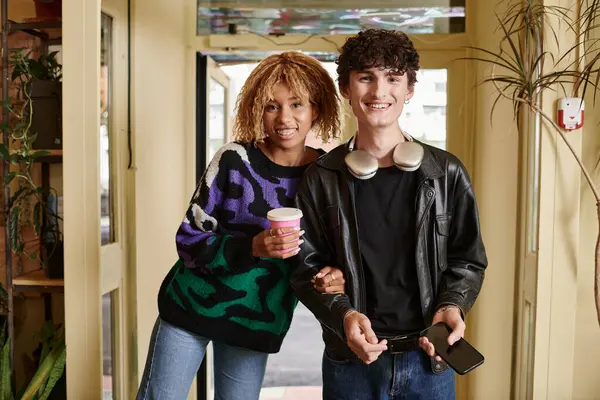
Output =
[{"x1": 344, "y1": 132, "x2": 424, "y2": 180}]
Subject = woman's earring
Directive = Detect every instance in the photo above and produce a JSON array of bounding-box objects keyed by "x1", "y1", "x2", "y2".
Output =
[{"x1": 404, "y1": 100, "x2": 410, "y2": 105}]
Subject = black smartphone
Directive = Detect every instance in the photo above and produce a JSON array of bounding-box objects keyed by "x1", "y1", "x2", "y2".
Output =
[{"x1": 424, "y1": 322, "x2": 484, "y2": 375}]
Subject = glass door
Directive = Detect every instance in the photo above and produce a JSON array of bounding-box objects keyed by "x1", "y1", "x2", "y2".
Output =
[{"x1": 100, "y1": 0, "x2": 130, "y2": 398}]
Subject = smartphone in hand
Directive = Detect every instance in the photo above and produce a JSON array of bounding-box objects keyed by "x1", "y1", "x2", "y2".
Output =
[{"x1": 424, "y1": 322, "x2": 484, "y2": 375}]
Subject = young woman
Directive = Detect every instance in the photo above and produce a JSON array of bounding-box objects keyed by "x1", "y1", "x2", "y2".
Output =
[{"x1": 137, "y1": 52, "x2": 343, "y2": 400}]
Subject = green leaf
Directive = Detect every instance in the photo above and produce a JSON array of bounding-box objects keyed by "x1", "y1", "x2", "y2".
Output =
[
  {"x1": 0, "y1": 322, "x2": 6, "y2": 347},
  {"x1": 33, "y1": 201, "x2": 41, "y2": 236},
  {"x1": 4, "y1": 172, "x2": 16, "y2": 186},
  {"x1": 0, "y1": 144, "x2": 9, "y2": 161},
  {"x1": 19, "y1": 339, "x2": 65, "y2": 400},
  {"x1": 9, "y1": 187, "x2": 28, "y2": 209},
  {"x1": 38, "y1": 347, "x2": 66, "y2": 400},
  {"x1": 0, "y1": 338, "x2": 11, "y2": 400},
  {"x1": 31, "y1": 151, "x2": 50, "y2": 161},
  {"x1": 28, "y1": 133, "x2": 38, "y2": 145},
  {"x1": 9, "y1": 207, "x2": 19, "y2": 252}
]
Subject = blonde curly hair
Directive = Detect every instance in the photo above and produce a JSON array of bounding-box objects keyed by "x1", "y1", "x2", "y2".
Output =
[{"x1": 232, "y1": 52, "x2": 341, "y2": 145}]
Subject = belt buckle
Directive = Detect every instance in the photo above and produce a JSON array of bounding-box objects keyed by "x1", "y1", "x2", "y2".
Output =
[{"x1": 388, "y1": 334, "x2": 410, "y2": 354}]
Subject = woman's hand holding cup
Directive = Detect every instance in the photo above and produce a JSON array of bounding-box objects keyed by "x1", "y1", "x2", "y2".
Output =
[{"x1": 252, "y1": 208, "x2": 304, "y2": 259}]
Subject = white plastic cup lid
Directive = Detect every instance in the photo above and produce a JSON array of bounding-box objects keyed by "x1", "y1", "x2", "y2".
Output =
[{"x1": 267, "y1": 207, "x2": 303, "y2": 222}]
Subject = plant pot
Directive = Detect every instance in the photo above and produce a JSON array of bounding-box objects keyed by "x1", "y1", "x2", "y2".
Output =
[
  {"x1": 42, "y1": 240, "x2": 63, "y2": 280},
  {"x1": 33, "y1": 0, "x2": 62, "y2": 20},
  {"x1": 28, "y1": 80, "x2": 62, "y2": 150}
]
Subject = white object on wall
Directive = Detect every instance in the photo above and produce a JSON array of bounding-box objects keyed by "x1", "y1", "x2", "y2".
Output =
[{"x1": 557, "y1": 97, "x2": 584, "y2": 130}]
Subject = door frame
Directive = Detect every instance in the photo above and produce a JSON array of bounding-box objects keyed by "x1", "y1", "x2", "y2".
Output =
[
  {"x1": 194, "y1": 52, "x2": 231, "y2": 400},
  {"x1": 63, "y1": 0, "x2": 103, "y2": 396},
  {"x1": 63, "y1": 0, "x2": 133, "y2": 397}
]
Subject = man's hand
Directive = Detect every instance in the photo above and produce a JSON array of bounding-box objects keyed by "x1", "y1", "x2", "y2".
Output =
[
  {"x1": 343, "y1": 311, "x2": 387, "y2": 364},
  {"x1": 312, "y1": 266, "x2": 346, "y2": 294},
  {"x1": 418, "y1": 305, "x2": 465, "y2": 362}
]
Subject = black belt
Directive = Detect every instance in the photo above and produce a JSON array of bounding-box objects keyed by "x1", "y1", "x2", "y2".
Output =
[{"x1": 379, "y1": 330, "x2": 424, "y2": 354}]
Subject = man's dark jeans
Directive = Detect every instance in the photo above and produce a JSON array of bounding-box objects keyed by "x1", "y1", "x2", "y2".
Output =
[{"x1": 322, "y1": 349, "x2": 455, "y2": 400}]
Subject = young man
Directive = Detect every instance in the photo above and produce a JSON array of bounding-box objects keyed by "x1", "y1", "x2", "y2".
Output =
[{"x1": 291, "y1": 29, "x2": 487, "y2": 399}]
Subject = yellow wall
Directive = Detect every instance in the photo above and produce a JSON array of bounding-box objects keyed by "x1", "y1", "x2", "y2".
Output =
[
  {"x1": 573, "y1": 36, "x2": 600, "y2": 400},
  {"x1": 465, "y1": 1, "x2": 519, "y2": 398},
  {"x1": 130, "y1": 0, "x2": 192, "y2": 392}
]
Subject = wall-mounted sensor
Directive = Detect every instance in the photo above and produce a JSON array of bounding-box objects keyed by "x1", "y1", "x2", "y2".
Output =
[{"x1": 557, "y1": 97, "x2": 584, "y2": 130}]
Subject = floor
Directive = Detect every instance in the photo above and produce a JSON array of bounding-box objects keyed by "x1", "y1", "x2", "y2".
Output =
[
  {"x1": 263, "y1": 303, "x2": 324, "y2": 387},
  {"x1": 260, "y1": 386, "x2": 322, "y2": 400}
]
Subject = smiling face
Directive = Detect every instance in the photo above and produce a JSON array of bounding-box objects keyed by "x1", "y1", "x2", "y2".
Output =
[
  {"x1": 262, "y1": 82, "x2": 319, "y2": 150},
  {"x1": 343, "y1": 67, "x2": 414, "y2": 132}
]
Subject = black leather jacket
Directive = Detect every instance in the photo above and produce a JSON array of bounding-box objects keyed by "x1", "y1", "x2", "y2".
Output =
[{"x1": 291, "y1": 141, "x2": 487, "y2": 360}]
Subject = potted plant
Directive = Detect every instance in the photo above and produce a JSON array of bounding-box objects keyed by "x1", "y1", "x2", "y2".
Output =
[
  {"x1": 1, "y1": 50, "x2": 62, "y2": 279},
  {"x1": 463, "y1": 0, "x2": 600, "y2": 325},
  {"x1": 0, "y1": 320, "x2": 66, "y2": 400},
  {"x1": 11, "y1": 51, "x2": 62, "y2": 150}
]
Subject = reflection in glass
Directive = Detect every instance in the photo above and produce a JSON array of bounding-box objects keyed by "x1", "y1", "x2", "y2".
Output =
[
  {"x1": 399, "y1": 69, "x2": 447, "y2": 150},
  {"x1": 101, "y1": 13, "x2": 115, "y2": 245},
  {"x1": 197, "y1": 5, "x2": 466, "y2": 35},
  {"x1": 102, "y1": 292, "x2": 116, "y2": 399},
  {"x1": 208, "y1": 79, "x2": 226, "y2": 160}
]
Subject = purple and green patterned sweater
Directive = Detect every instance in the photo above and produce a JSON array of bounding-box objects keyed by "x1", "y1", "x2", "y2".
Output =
[{"x1": 158, "y1": 142, "x2": 323, "y2": 353}]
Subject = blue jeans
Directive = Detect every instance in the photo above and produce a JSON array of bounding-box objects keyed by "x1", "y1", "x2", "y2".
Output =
[
  {"x1": 137, "y1": 317, "x2": 268, "y2": 400},
  {"x1": 322, "y1": 349, "x2": 455, "y2": 400}
]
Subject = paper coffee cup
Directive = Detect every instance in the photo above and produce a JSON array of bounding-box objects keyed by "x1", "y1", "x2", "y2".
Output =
[{"x1": 267, "y1": 207, "x2": 303, "y2": 229}]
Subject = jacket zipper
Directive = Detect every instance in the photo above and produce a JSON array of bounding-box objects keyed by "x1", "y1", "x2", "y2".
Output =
[
  {"x1": 415, "y1": 181, "x2": 435, "y2": 234},
  {"x1": 346, "y1": 176, "x2": 367, "y2": 314},
  {"x1": 415, "y1": 180, "x2": 436, "y2": 319}
]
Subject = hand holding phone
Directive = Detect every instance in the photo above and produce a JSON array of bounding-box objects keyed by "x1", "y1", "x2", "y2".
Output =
[{"x1": 423, "y1": 322, "x2": 484, "y2": 375}]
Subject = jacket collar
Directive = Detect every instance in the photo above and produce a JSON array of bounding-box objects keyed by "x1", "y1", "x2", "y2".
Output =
[{"x1": 317, "y1": 137, "x2": 445, "y2": 181}]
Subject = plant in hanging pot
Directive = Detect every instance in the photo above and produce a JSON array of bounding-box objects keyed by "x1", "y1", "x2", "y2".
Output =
[
  {"x1": 11, "y1": 51, "x2": 62, "y2": 150},
  {"x1": 1, "y1": 50, "x2": 62, "y2": 279}
]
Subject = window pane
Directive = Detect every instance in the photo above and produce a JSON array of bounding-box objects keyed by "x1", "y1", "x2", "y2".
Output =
[
  {"x1": 197, "y1": 2, "x2": 466, "y2": 35},
  {"x1": 399, "y1": 69, "x2": 447, "y2": 150},
  {"x1": 102, "y1": 292, "x2": 116, "y2": 399},
  {"x1": 101, "y1": 13, "x2": 115, "y2": 245},
  {"x1": 208, "y1": 78, "x2": 226, "y2": 160}
]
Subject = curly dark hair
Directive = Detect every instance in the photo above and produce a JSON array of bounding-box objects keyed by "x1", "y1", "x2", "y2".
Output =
[{"x1": 336, "y1": 29, "x2": 420, "y2": 92}]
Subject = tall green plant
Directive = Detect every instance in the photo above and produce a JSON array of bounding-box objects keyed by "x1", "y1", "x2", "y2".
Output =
[
  {"x1": 0, "y1": 322, "x2": 13, "y2": 400},
  {"x1": 464, "y1": 0, "x2": 600, "y2": 325},
  {"x1": 18, "y1": 322, "x2": 65, "y2": 400},
  {"x1": 0, "y1": 321, "x2": 65, "y2": 399}
]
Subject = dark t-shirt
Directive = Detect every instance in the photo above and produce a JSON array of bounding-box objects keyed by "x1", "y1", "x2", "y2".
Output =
[{"x1": 354, "y1": 166, "x2": 425, "y2": 336}]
